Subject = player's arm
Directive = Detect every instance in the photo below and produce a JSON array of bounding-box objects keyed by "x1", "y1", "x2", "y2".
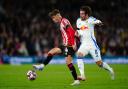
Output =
[
  {"x1": 75, "y1": 30, "x2": 79, "y2": 37},
  {"x1": 64, "y1": 19, "x2": 74, "y2": 30},
  {"x1": 65, "y1": 24, "x2": 77, "y2": 50},
  {"x1": 93, "y1": 20, "x2": 102, "y2": 24},
  {"x1": 90, "y1": 17, "x2": 103, "y2": 26},
  {"x1": 65, "y1": 24, "x2": 71, "y2": 29},
  {"x1": 75, "y1": 19, "x2": 81, "y2": 37}
]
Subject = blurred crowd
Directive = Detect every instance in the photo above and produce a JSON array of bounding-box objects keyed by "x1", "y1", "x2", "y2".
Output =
[{"x1": 0, "y1": 0, "x2": 128, "y2": 57}]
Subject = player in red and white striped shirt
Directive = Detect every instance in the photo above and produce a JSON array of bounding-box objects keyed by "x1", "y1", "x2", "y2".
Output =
[
  {"x1": 33, "y1": 9, "x2": 80, "y2": 85},
  {"x1": 60, "y1": 18, "x2": 75, "y2": 46}
]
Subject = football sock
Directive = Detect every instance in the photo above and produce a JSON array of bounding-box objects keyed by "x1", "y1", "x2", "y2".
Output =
[
  {"x1": 43, "y1": 53, "x2": 53, "y2": 65},
  {"x1": 68, "y1": 63, "x2": 77, "y2": 80},
  {"x1": 102, "y1": 62, "x2": 112, "y2": 72},
  {"x1": 77, "y1": 58, "x2": 85, "y2": 77}
]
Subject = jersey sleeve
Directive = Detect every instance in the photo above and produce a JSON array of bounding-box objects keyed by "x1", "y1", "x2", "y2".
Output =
[
  {"x1": 89, "y1": 17, "x2": 102, "y2": 25},
  {"x1": 62, "y1": 18, "x2": 71, "y2": 29}
]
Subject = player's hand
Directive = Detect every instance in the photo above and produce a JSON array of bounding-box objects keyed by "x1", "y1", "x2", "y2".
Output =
[
  {"x1": 98, "y1": 22, "x2": 103, "y2": 26},
  {"x1": 72, "y1": 45, "x2": 77, "y2": 51},
  {"x1": 75, "y1": 31, "x2": 80, "y2": 37},
  {"x1": 96, "y1": 20, "x2": 103, "y2": 26}
]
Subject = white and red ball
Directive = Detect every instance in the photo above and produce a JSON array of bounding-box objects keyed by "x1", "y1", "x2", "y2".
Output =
[{"x1": 27, "y1": 70, "x2": 37, "y2": 80}]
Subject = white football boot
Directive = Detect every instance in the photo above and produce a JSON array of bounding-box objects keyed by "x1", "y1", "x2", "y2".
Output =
[
  {"x1": 110, "y1": 68, "x2": 115, "y2": 80},
  {"x1": 70, "y1": 80, "x2": 80, "y2": 86},
  {"x1": 33, "y1": 64, "x2": 44, "y2": 71}
]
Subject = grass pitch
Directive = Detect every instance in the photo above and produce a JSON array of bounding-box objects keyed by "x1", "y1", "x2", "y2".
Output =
[{"x1": 0, "y1": 64, "x2": 128, "y2": 89}]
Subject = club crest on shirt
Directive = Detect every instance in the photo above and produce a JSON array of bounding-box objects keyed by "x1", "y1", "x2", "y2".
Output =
[{"x1": 80, "y1": 25, "x2": 88, "y2": 30}]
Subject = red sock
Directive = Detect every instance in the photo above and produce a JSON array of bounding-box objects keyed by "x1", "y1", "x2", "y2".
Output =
[{"x1": 68, "y1": 63, "x2": 77, "y2": 80}]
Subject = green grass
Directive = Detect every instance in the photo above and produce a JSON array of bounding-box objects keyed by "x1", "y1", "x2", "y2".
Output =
[{"x1": 0, "y1": 64, "x2": 128, "y2": 89}]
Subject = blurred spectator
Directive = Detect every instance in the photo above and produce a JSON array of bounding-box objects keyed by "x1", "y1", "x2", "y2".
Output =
[{"x1": 0, "y1": 0, "x2": 128, "y2": 57}]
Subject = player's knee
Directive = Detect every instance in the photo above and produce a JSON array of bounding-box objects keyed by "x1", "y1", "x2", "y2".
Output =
[
  {"x1": 47, "y1": 53, "x2": 53, "y2": 57},
  {"x1": 96, "y1": 61, "x2": 103, "y2": 67},
  {"x1": 48, "y1": 50, "x2": 54, "y2": 55},
  {"x1": 48, "y1": 48, "x2": 60, "y2": 55},
  {"x1": 48, "y1": 50, "x2": 56, "y2": 56}
]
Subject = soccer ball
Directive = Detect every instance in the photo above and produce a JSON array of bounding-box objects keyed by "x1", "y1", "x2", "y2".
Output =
[{"x1": 27, "y1": 70, "x2": 37, "y2": 80}]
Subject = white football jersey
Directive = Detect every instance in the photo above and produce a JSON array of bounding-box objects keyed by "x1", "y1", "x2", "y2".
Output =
[{"x1": 76, "y1": 16, "x2": 101, "y2": 49}]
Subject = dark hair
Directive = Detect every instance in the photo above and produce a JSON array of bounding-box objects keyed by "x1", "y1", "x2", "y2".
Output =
[
  {"x1": 80, "y1": 6, "x2": 92, "y2": 16},
  {"x1": 49, "y1": 9, "x2": 60, "y2": 17}
]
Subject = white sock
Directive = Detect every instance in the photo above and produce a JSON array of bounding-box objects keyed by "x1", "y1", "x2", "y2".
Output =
[
  {"x1": 77, "y1": 59, "x2": 85, "y2": 78},
  {"x1": 102, "y1": 62, "x2": 112, "y2": 72}
]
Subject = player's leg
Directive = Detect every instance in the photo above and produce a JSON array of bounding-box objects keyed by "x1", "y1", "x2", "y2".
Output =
[
  {"x1": 65, "y1": 47, "x2": 80, "y2": 85},
  {"x1": 96, "y1": 61, "x2": 115, "y2": 80},
  {"x1": 43, "y1": 48, "x2": 62, "y2": 65},
  {"x1": 90, "y1": 49, "x2": 115, "y2": 80},
  {"x1": 33, "y1": 48, "x2": 62, "y2": 70},
  {"x1": 76, "y1": 53, "x2": 86, "y2": 81},
  {"x1": 76, "y1": 49, "x2": 87, "y2": 81}
]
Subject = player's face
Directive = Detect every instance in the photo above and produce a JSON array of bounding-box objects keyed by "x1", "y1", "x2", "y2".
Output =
[
  {"x1": 80, "y1": 10, "x2": 87, "y2": 20},
  {"x1": 51, "y1": 15, "x2": 60, "y2": 23}
]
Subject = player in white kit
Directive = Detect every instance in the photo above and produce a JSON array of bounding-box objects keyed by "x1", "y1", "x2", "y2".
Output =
[{"x1": 76, "y1": 6, "x2": 115, "y2": 81}]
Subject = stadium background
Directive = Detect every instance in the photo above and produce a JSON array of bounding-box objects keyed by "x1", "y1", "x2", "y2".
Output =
[{"x1": 0, "y1": 0, "x2": 128, "y2": 64}]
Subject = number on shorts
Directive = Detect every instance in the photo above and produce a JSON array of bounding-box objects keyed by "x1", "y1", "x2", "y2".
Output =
[{"x1": 95, "y1": 50, "x2": 98, "y2": 57}]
